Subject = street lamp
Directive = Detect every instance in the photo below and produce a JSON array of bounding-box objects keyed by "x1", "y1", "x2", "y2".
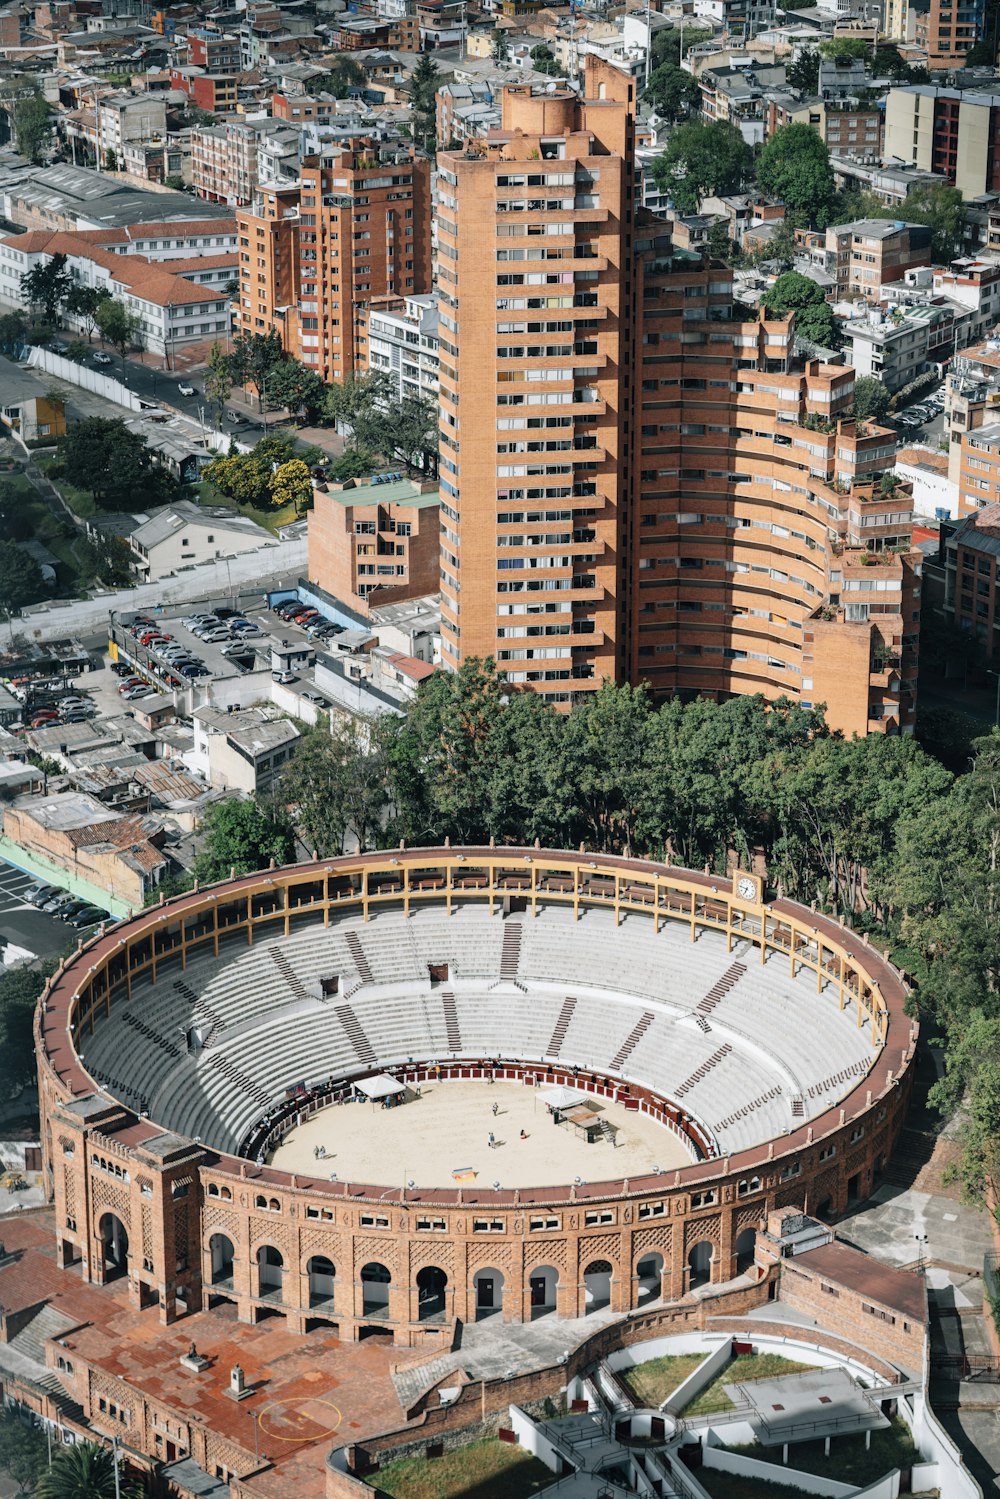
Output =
[
  {"x1": 248, "y1": 1407, "x2": 260, "y2": 1465},
  {"x1": 112, "y1": 1434, "x2": 122, "y2": 1499},
  {"x1": 914, "y1": 1232, "x2": 929, "y2": 1273}
]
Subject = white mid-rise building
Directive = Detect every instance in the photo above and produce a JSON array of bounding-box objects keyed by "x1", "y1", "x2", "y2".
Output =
[{"x1": 364, "y1": 292, "x2": 439, "y2": 404}]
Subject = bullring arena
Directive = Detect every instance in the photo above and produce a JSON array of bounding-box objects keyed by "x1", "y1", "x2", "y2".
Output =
[{"x1": 36, "y1": 848, "x2": 916, "y2": 1347}]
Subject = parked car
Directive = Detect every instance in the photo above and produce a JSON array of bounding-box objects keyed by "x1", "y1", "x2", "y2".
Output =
[
  {"x1": 122, "y1": 685, "x2": 153, "y2": 700},
  {"x1": 214, "y1": 607, "x2": 238, "y2": 619},
  {"x1": 68, "y1": 907, "x2": 105, "y2": 928},
  {"x1": 199, "y1": 630, "x2": 231, "y2": 644},
  {"x1": 26, "y1": 884, "x2": 56, "y2": 906},
  {"x1": 272, "y1": 670, "x2": 298, "y2": 684},
  {"x1": 110, "y1": 664, "x2": 134, "y2": 677},
  {"x1": 301, "y1": 691, "x2": 328, "y2": 706},
  {"x1": 41, "y1": 892, "x2": 70, "y2": 912}
]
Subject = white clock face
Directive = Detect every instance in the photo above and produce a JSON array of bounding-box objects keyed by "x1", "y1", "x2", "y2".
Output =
[{"x1": 737, "y1": 877, "x2": 757, "y2": 901}]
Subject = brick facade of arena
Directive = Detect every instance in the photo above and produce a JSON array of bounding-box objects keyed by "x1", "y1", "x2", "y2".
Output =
[{"x1": 35, "y1": 849, "x2": 917, "y2": 1349}]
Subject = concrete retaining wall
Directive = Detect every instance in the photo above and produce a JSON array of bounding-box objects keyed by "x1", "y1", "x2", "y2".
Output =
[{"x1": 702, "y1": 1438, "x2": 859, "y2": 1497}]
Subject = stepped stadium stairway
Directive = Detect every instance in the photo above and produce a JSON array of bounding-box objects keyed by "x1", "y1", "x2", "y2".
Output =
[
  {"x1": 500, "y1": 922, "x2": 523, "y2": 981},
  {"x1": 547, "y1": 996, "x2": 577, "y2": 1057},
  {"x1": 269, "y1": 946, "x2": 309, "y2": 1002},
  {"x1": 695, "y1": 961, "x2": 748, "y2": 1018},
  {"x1": 335, "y1": 1002, "x2": 377, "y2": 1066},
  {"x1": 441, "y1": 991, "x2": 461, "y2": 1052},
  {"x1": 344, "y1": 930, "x2": 374, "y2": 984},
  {"x1": 609, "y1": 1011, "x2": 655, "y2": 1071}
]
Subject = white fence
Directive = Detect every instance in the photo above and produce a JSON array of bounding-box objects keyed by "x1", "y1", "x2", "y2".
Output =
[{"x1": 26, "y1": 347, "x2": 147, "y2": 410}]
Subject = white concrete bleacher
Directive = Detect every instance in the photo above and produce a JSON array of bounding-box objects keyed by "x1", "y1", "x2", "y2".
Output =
[{"x1": 79, "y1": 902, "x2": 879, "y2": 1159}]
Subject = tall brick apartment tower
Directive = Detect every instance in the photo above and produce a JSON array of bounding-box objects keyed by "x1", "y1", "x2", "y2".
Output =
[
  {"x1": 235, "y1": 138, "x2": 432, "y2": 383},
  {"x1": 438, "y1": 62, "x2": 921, "y2": 735}
]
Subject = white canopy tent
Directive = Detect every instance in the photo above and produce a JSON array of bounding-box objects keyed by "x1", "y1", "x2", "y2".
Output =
[
  {"x1": 354, "y1": 1074, "x2": 405, "y2": 1100},
  {"x1": 539, "y1": 1084, "x2": 590, "y2": 1111}
]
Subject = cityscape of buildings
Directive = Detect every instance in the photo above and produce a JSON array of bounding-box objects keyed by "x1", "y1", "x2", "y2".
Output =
[{"x1": 1, "y1": 0, "x2": 1000, "y2": 1493}]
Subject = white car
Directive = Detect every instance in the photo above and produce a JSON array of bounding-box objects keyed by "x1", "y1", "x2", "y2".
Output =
[
  {"x1": 177, "y1": 382, "x2": 196, "y2": 397},
  {"x1": 92, "y1": 351, "x2": 112, "y2": 365}
]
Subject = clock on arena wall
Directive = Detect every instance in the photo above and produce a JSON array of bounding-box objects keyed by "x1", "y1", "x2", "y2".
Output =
[{"x1": 734, "y1": 872, "x2": 762, "y2": 904}]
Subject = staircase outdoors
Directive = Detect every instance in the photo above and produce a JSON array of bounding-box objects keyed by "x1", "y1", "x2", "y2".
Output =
[
  {"x1": 608, "y1": 1011, "x2": 655, "y2": 1072},
  {"x1": 441, "y1": 991, "x2": 462, "y2": 1052},
  {"x1": 334, "y1": 1002, "x2": 377, "y2": 1066},
  {"x1": 547, "y1": 996, "x2": 577, "y2": 1057}
]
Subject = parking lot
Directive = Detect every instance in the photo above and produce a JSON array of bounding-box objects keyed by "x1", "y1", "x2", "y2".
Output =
[
  {"x1": 893, "y1": 385, "x2": 946, "y2": 445},
  {"x1": 0, "y1": 858, "x2": 86, "y2": 962}
]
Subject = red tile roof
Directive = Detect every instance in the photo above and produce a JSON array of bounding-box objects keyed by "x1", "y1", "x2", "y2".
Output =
[{"x1": 793, "y1": 1240, "x2": 927, "y2": 1324}]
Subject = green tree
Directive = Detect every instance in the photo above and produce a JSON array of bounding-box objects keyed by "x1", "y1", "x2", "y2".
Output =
[
  {"x1": 928, "y1": 1013, "x2": 1000, "y2": 1205},
  {"x1": 650, "y1": 27, "x2": 712, "y2": 67},
  {"x1": 765, "y1": 270, "x2": 837, "y2": 346},
  {"x1": 229, "y1": 328, "x2": 284, "y2": 412},
  {"x1": 0, "y1": 966, "x2": 46, "y2": 1102},
  {"x1": 204, "y1": 340, "x2": 233, "y2": 429},
  {"x1": 94, "y1": 295, "x2": 143, "y2": 367},
  {"x1": 20, "y1": 253, "x2": 72, "y2": 325},
  {"x1": 103, "y1": 147, "x2": 118, "y2": 171},
  {"x1": 311, "y1": 56, "x2": 366, "y2": 97},
  {"x1": 705, "y1": 218, "x2": 736, "y2": 263},
  {"x1": 756, "y1": 123, "x2": 836, "y2": 228},
  {"x1": 164, "y1": 173, "x2": 187, "y2": 190},
  {"x1": 64, "y1": 338, "x2": 89, "y2": 363},
  {"x1": 283, "y1": 718, "x2": 392, "y2": 854},
  {"x1": 645, "y1": 61, "x2": 701, "y2": 121},
  {"x1": 195, "y1": 797, "x2": 296, "y2": 883},
  {"x1": 530, "y1": 43, "x2": 561, "y2": 76},
  {"x1": 76, "y1": 533, "x2": 134, "y2": 587},
  {"x1": 787, "y1": 47, "x2": 820, "y2": 93},
  {"x1": 853, "y1": 375, "x2": 891, "y2": 423},
  {"x1": 265, "y1": 358, "x2": 328, "y2": 423},
  {"x1": 651, "y1": 120, "x2": 753, "y2": 214},
  {"x1": 0, "y1": 1407, "x2": 47, "y2": 1496},
  {"x1": 0, "y1": 548, "x2": 45, "y2": 615},
  {"x1": 818, "y1": 36, "x2": 870, "y2": 60},
  {"x1": 60, "y1": 417, "x2": 175, "y2": 510},
  {"x1": 65, "y1": 283, "x2": 103, "y2": 341},
  {"x1": 966, "y1": 38, "x2": 996, "y2": 64},
  {"x1": 11, "y1": 86, "x2": 52, "y2": 164},
  {"x1": 0, "y1": 480, "x2": 34, "y2": 541},
  {"x1": 0, "y1": 310, "x2": 27, "y2": 351},
  {"x1": 409, "y1": 52, "x2": 440, "y2": 151},
  {"x1": 493, "y1": 25, "x2": 510, "y2": 61},
  {"x1": 35, "y1": 1439, "x2": 142, "y2": 1499},
  {"x1": 746, "y1": 219, "x2": 797, "y2": 270},
  {"x1": 270, "y1": 458, "x2": 313, "y2": 514},
  {"x1": 887, "y1": 182, "x2": 966, "y2": 262},
  {"x1": 873, "y1": 42, "x2": 931, "y2": 82}
]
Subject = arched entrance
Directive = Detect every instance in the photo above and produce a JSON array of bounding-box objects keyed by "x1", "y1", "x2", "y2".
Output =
[
  {"x1": 361, "y1": 1261, "x2": 391, "y2": 1317},
  {"x1": 257, "y1": 1245, "x2": 284, "y2": 1301},
  {"x1": 209, "y1": 1233, "x2": 235, "y2": 1287},
  {"x1": 473, "y1": 1267, "x2": 504, "y2": 1320},
  {"x1": 688, "y1": 1240, "x2": 713, "y2": 1290},
  {"x1": 308, "y1": 1255, "x2": 335, "y2": 1308},
  {"x1": 529, "y1": 1264, "x2": 558, "y2": 1319},
  {"x1": 99, "y1": 1213, "x2": 128, "y2": 1281},
  {"x1": 584, "y1": 1259, "x2": 613, "y2": 1313},
  {"x1": 636, "y1": 1251, "x2": 664, "y2": 1307},
  {"x1": 416, "y1": 1266, "x2": 447, "y2": 1322},
  {"x1": 735, "y1": 1227, "x2": 756, "y2": 1275}
]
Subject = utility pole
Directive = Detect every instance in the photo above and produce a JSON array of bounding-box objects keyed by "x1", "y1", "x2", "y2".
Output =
[{"x1": 112, "y1": 1435, "x2": 122, "y2": 1499}]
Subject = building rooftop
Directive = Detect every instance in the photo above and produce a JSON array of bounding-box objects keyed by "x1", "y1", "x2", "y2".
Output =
[
  {"x1": 794, "y1": 1239, "x2": 927, "y2": 1324},
  {"x1": 130, "y1": 501, "x2": 271, "y2": 550},
  {"x1": 13, "y1": 790, "x2": 119, "y2": 832},
  {"x1": 324, "y1": 476, "x2": 439, "y2": 509}
]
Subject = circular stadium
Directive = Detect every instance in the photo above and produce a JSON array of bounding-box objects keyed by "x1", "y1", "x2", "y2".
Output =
[{"x1": 36, "y1": 848, "x2": 916, "y2": 1346}]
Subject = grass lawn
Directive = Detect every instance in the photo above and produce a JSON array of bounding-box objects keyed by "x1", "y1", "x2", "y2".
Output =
[
  {"x1": 685, "y1": 1353, "x2": 817, "y2": 1417},
  {"x1": 192, "y1": 478, "x2": 299, "y2": 535},
  {"x1": 368, "y1": 1439, "x2": 553, "y2": 1499},
  {"x1": 726, "y1": 1416, "x2": 919, "y2": 1488},
  {"x1": 618, "y1": 1353, "x2": 707, "y2": 1409},
  {"x1": 698, "y1": 1471, "x2": 814, "y2": 1499},
  {"x1": 617, "y1": 1352, "x2": 816, "y2": 1416}
]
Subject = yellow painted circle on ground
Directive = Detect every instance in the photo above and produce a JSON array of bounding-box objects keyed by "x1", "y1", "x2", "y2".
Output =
[{"x1": 257, "y1": 1397, "x2": 342, "y2": 1442}]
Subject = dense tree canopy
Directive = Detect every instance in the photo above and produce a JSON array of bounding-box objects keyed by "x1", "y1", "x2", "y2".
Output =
[
  {"x1": 229, "y1": 329, "x2": 284, "y2": 411},
  {"x1": 764, "y1": 270, "x2": 837, "y2": 347},
  {"x1": 35, "y1": 1439, "x2": 142, "y2": 1499},
  {"x1": 651, "y1": 120, "x2": 754, "y2": 214},
  {"x1": 60, "y1": 418, "x2": 177, "y2": 510},
  {"x1": 756, "y1": 123, "x2": 837, "y2": 228},
  {"x1": 20, "y1": 253, "x2": 71, "y2": 324},
  {"x1": 644, "y1": 61, "x2": 701, "y2": 120},
  {"x1": 853, "y1": 375, "x2": 891, "y2": 423},
  {"x1": 0, "y1": 548, "x2": 46, "y2": 615},
  {"x1": 195, "y1": 797, "x2": 296, "y2": 883}
]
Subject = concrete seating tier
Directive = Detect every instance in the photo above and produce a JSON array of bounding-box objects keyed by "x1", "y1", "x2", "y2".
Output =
[{"x1": 80, "y1": 903, "x2": 877, "y2": 1160}]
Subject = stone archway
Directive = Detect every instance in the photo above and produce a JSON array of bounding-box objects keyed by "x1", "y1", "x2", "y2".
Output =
[
  {"x1": 361, "y1": 1261, "x2": 391, "y2": 1317},
  {"x1": 529, "y1": 1264, "x2": 559, "y2": 1319},
  {"x1": 99, "y1": 1213, "x2": 128, "y2": 1282},
  {"x1": 308, "y1": 1255, "x2": 335, "y2": 1309},
  {"x1": 257, "y1": 1244, "x2": 284, "y2": 1301},
  {"x1": 473, "y1": 1267, "x2": 504, "y2": 1320},
  {"x1": 735, "y1": 1227, "x2": 756, "y2": 1275},
  {"x1": 687, "y1": 1239, "x2": 713, "y2": 1290},
  {"x1": 636, "y1": 1251, "x2": 664, "y2": 1307},
  {"x1": 209, "y1": 1232, "x2": 235, "y2": 1287},
  {"x1": 416, "y1": 1265, "x2": 447, "y2": 1322},
  {"x1": 583, "y1": 1259, "x2": 613, "y2": 1313}
]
